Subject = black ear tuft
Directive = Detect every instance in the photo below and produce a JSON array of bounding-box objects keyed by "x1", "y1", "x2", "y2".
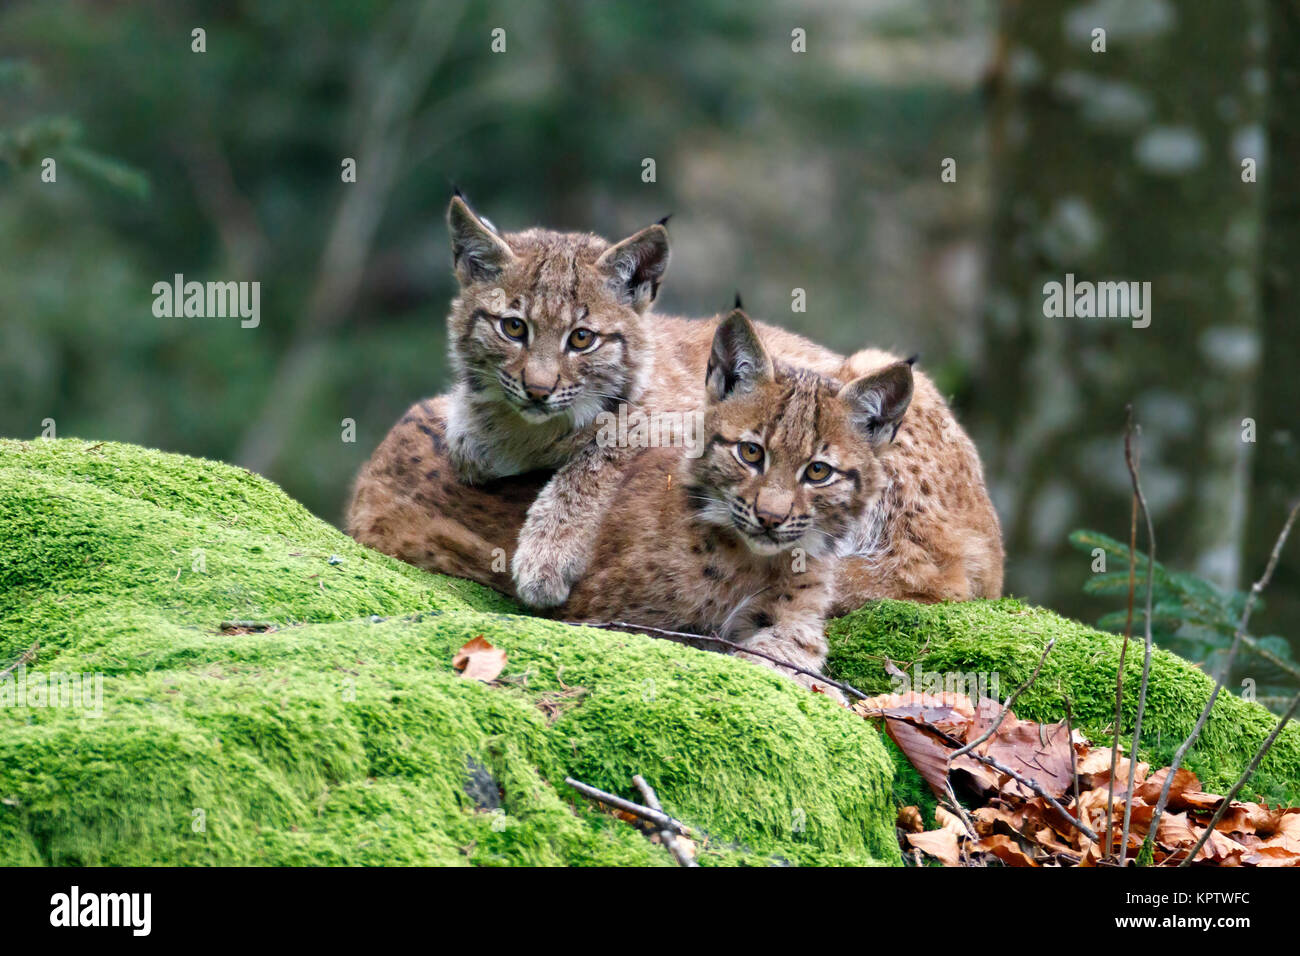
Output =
[
  {"x1": 733, "y1": 290, "x2": 744, "y2": 310},
  {"x1": 905, "y1": 353, "x2": 920, "y2": 367},
  {"x1": 656, "y1": 214, "x2": 672, "y2": 227},
  {"x1": 451, "y1": 184, "x2": 464, "y2": 199},
  {"x1": 839, "y1": 362, "x2": 915, "y2": 446},
  {"x1": 706, "y1": 310, "x2": 774, "y2": 402}
]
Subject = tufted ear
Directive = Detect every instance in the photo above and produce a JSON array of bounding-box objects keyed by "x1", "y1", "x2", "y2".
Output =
[
  {"x1": 706, "y1": 308, "x2": 774, "y2": 402},
  {"x1": 838, "y1": 361, "x2": 914, "y2": 446},
  {"x1": 594, "y1": 222, "x2": 670, "y2": 312},
  {"x1": 447, "y1": 194, "x2": 515, "y2": 285}
]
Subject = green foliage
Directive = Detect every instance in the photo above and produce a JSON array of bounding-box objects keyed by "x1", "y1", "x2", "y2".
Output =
[
  {"x1": 1069, "y1": 530, "x2": 1298, "y2": 709},
  {"x1": 0, "y1": 58, "x2": 148, "y2": 196}
]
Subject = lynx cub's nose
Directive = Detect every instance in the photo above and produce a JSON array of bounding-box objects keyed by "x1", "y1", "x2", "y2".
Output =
[
  {"x1": 754, "y1": 489, "x2": 792, "y2": 528},
  {"x1": 522, "y1": 377, "x2": 554, "y2": 401}
]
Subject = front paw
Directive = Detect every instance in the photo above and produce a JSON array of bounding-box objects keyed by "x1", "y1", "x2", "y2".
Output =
[{"x1": 511, "y1": 547, "x2": 572, "y2": 608}]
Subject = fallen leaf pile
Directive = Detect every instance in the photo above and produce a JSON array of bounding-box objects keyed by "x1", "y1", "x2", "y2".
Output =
[
  {"x1": 857, "y1": 690, "x2": 1300, "y2": 867},
  {"x1": 452, "y1": 636, "x2": 507, "y2": 683}
]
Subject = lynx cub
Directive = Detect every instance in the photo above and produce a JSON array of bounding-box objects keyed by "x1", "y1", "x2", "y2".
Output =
[
  {"x1": 439, "y1": 195, "x2": 843, "y2": 608},
  {"x1": 559, "y1": 310, "x2": 916, "y2": 701}
]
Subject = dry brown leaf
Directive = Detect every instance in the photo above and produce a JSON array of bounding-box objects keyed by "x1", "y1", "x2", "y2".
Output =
[
  {"x1": 1244, "y1": 845, "x2": 1300, "y2": 867},
  {"x1": 452, "y1": 636, "x2": 507, "y2": 682},
  {"x1": 855, "y1": 690, "x2": 976, "y2": 740},
  {"x1": 936, "y1": 805, "x2": 969, "y2": 836},
  {"x1": 979, "y1": 718, "x2": 1074, "y2": 799},
  {"x1": 882, "y1": 717, "x2": 956, "y2": 799},
  {"x1": 907, "y1": 828, "x2": 962, "y2": 866},
  {"x1": 1136, "y1": 767, "x2": 1201, "y2": 806},
  {"x1": 1075, "y1": 746, "x2": 1149, "y2": 791},
  {"x1": 897, "y1": 805, "x2": 925, "y2": 834},
  {"x1": 976, "y1": 833, "x2": 1040, "y2": 867}
]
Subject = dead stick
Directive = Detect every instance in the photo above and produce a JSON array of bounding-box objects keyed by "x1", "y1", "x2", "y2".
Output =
[
  {"x1": 951, "y1": 638, "x2": 1055, "y2": 758},
  {"x1": 958, "y1": 749, "x2": 1098, "y2": 843},
  {"x1": 565, "y1": 777, "x2": 691, "y2": 837},
  {"x1": 1145, "y1": 499, "x2": 1300, "y2": 857},
  {"x1": 1064, "y1": 696, "x2": 1081, "y2": 812},
  {"x1": 1106, "y1": 418, "x2": 1141, "y2": 862},
  {"x1": 565, "y1": 620, "x2": 867, "y2": 701},
  {"x1": 1179, "y1": 689, "x2": 1300, "y2": 867},
  {"x1": 0, "y1": 642, "x2": 38, "y2": 681},
  {"x1": 1118, "y1": 407, "x2": 1157, "y2": 865},
  {"x1": 633, "y1": 775, "x2": 698, "y2": 868}
]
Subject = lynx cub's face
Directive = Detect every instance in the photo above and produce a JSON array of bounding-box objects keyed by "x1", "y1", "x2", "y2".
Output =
[
  {"x1": 690, "y1": 311, "x2": 914, "y2": 559},
  {"x1": 444, "y1": 195, "x2": 669, "y2": 428}
]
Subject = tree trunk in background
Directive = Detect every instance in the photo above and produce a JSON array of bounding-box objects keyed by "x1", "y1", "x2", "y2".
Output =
[
  {"x1": 1245, "y1": 0, "x2": 1300, "y2": 645},
  {"x1": 974, "y1": 0, "x2": 1266, "y2": 626}
]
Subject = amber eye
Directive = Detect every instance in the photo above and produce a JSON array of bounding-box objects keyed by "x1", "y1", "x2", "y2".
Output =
[
  {"x1": 567, "y1": 328, "x2": 596, "y2": 351},
  {"x1": 500, "y1": 317, "x2": 527, "y2": 341},
  {"x1": 805, "y1": 461, "x2": 833, "y2": 483},
  {"x1": 737, "y1": 441, "x2": 764, "y2": 466}
]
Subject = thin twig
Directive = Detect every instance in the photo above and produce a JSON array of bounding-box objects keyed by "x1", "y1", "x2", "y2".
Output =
[
  {"x1": 1178, "y1": 689, "x2": 1300, "y2": 867},
  {"x1": 0, "y1": 642, "x2": 38, "y2": 681},
  {"x1": 1064, "y1": 696, "x2": 1081, "y2": 812},
  {"x1": 957, "y1": 749, "x2": 1098, "y2": 843},
  {"x1": 943, "y1": 779, "x2": 978, "y2": 840},
  {"x1": 566, "y1": 620, "x2": 867, "y2": 701},
  {"x1": 1118, "y1": 406, "x2": 1157, "y2": 865},
  {"x1": 1236, "y1": 632, "x2": 1300, "y2": 683},
  {"x1": 566, "y1": 776, "x2": 699, "y2": 861},
  {"x1": 1144, "y1": 500, "x2": 1300, "y2": 858},
  {"x1": 951, "y1": 638, "x2": 1055, "y2": 759},
  {"x1": 1105, "y1": 420, "x2": 1141, "y2": 862},
  {"x1": 633, "y1": 774, "x2": 699, "y2": 868}
]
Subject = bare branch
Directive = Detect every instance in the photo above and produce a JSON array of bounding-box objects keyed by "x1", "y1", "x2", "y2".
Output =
[
  {"x1": 633, "y1": 775, "x2": 699, "y2": 868},
  {"x1": 567, "y1": 776, "x2": 700, "y2": 866},
  {"x1": 1145, "y1": 499, "x2": 1300, "y2": 855},
  {"x1": 1118, "y1": 406, "x2": 1157, "y2": 865},
  {"x1": 1105, "y1": 418, "x2": 1141, "y2": 862},
  {"x1": 1178, "y1": 690, "x2": 1300, "y2": 867},
  {"x1": 0, "y1": 642, "x2": 38, "y2": 681},
  {"x1": 958, "y1": 749, "x2": 1099, "y2": 843},
  {"x1": 951, "y1": 638, "x2": 1055, "y2": 759}
]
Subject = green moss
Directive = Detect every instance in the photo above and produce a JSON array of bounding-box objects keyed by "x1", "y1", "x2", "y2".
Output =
[
  {"x1": 827, "y1": 599, "x2": 1300, "y2": 806},
  {"x1": 0, "y1": 438, "x2": 898, "y2": 866}
]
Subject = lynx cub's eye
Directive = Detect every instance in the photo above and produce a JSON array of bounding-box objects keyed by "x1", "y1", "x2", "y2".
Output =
[
  {"x1": 736, "y1": 441, "x2": 764, "y2": 467},
  {"x1": 567, "y1": 328, "x2": 597, "y2": 351},
  {"x1": 804, "y1": 461, "x2": 833, "y2": 483},
  {"x1": 499, "y1": 316, "x2": 527, "y2": 342}
]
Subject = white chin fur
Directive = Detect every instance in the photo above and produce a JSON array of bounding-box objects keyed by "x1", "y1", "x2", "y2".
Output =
[
  {"x1": 741, "y1": 535, "x2": 787, "y2": 557},
  {"x1": 515, "y1": 404, "x2": 565, "y2": 425}
]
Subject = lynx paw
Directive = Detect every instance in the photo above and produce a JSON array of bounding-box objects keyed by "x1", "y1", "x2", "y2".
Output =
[{"x1": 511, "y1": 546, "x2": 572, "y2": 608}]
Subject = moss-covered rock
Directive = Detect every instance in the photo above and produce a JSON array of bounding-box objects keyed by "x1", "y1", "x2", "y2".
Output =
[
  {"x1": 0, "y1": 438, "x2": 898, "y2": 866},
  {"x1": 5, "y1": 439, "x2": 1294, "y2": 866},
  {"x1": 828, "y1": 600, "x2": 1300, "y2": 807}
]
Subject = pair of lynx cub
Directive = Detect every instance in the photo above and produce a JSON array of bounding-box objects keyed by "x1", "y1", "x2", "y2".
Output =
[{"x1": 347, "y1": 196, "x2": 1003, "y2": 702}]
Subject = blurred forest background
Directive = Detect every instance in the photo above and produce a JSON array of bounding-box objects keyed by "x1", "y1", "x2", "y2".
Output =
[{"x1": 2, "y1": 0, "x2": 1297, "y2": 700}]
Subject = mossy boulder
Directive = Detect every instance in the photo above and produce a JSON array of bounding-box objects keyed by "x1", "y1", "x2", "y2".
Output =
[
  {"x1": 0, "y1": 438, "x2": 898, "y2": 866},
  {"x1": 3, "y1": 439, "x2": 1295, "y2": 866},
  {"x1": 828, "y1": 601, "x2": 1300, "y2": 810}
]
